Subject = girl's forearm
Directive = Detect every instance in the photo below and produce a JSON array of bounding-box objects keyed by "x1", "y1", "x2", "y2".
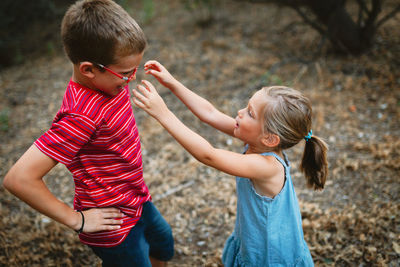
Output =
[
  {"x1": 156, "y1": 109, "x2": 216, "y2": 165},
  {"x1": 168, "y1": 79, "x2": 216, "y2": 123},
  {"x1": 168, "y1": 79, "x2": 236, "y2": 136}
]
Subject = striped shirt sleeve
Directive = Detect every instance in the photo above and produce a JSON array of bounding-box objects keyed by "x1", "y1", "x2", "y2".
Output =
[{"x1": 35, "y1": 114, "x2": 96, "y2": 165}]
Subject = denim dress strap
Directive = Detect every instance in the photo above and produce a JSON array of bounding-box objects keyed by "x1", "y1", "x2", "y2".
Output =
[
  {"x1": 260, "y1": 151, "x2": 290, "y2": 170},
  {"x1": 243, "y1": 144, "x2": 289, "y2": 167}
]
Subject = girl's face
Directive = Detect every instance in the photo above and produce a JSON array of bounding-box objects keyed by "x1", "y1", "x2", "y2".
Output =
[{"x1": 234, "y1": 89, "x2": 269, "y2": 145}]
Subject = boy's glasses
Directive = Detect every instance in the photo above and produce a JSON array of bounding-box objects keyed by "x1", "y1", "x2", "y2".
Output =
[{"x1": 96, "y1": 63, "x2": 138, "y2": 82}]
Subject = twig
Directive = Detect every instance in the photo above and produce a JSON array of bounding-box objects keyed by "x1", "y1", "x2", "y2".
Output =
[
  {"x1": 153, "y1": 180, "x2": 196, "y2": 202},
  {"x1": 292, "y1": 65, "x2": 308, "y2": 85}
]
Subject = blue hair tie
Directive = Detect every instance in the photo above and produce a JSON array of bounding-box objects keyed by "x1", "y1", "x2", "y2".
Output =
[{"x1": 304, "y1": 130, "x2": 312, "y2": 141}]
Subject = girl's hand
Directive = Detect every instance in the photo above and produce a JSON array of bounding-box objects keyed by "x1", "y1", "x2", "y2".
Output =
[
  {"x1": 78, "y1": 207, "x2": 123, "y2": 233},
  {"x1": 144, "y1": 60, "x2": 176, "y2": 89},
  {"x1": 132, "y1": 80, "x2": 169, "y2": 119}
]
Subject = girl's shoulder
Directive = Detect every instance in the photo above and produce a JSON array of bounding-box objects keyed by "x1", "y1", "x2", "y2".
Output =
[
  {"x1": 250, "y1": 154, "x2": 286, "y2": 198},
  {"x1": 244, "y1": 146, "x2": 286, "y2": 174},
  {"x1": 212, "y1": 146, "x2": 283, "y2": 182},
  {"x1": 261, "y1": 153, "x2": 285, "y2": 178},
  {"x1": 240, "y1": 151, "x2": 284, "y2": 180}
]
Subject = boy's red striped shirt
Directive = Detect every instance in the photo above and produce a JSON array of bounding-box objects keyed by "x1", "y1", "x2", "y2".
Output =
[{"x1": 35, "y1": 80, "x2": 151, "y2": 247}]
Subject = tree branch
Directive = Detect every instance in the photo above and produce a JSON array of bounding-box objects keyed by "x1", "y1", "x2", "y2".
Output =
[
  {"x1": 293, "y1": 6, "x2": 325, "y2": 35},
  {"x1": 376, "y1": 4, "x2": 400, "y2": 28},
  {"x1": 366, "y1": 0, "x2": 382, "y2": 26}
]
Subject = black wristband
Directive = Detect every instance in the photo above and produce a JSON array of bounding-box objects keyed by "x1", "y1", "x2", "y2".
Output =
[{"x1": 76, "y1": 210, "x2": 84, "y2": 234}]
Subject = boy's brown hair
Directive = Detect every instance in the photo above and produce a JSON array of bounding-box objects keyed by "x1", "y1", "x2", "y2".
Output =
[{"x1": 61, "y1": 0, "x2": 146, "y2": 65}]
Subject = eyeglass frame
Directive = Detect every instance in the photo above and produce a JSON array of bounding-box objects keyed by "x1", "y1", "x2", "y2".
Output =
[{"x1": 95, "y1": 63, "x2": 138, "y2": 82}]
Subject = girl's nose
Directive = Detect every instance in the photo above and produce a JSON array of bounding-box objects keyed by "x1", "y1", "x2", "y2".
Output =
[{"x1": 237, "y1": 108, "x2": 244, "y2": 117}]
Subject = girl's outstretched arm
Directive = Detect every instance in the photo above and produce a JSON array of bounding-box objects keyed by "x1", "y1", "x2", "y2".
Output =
[
  {"x1": 144, "y1": 60, "x2": 236, "y2": 136},
  {"x1": 133, "y1": 80, "x2": 278, "y2": 181}
]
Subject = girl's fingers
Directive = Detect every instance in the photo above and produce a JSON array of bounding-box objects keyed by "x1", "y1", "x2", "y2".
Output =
[
  {"x1": 144, "y1": 64, "x2": 158, "y2": 72},
  {"x1": 136, "y1": 84, "x2": 150, "y2": 96},
  {"x1": 132, "y1": 90, "x2": 146, "y2": 106},
  {"x1": 144, "y1": 69, "x2": 156, "y2": 76},
  {"x1": 144, "y1": 60, "x2": 161, "y2": 70},
  {"x1": 145, "y1": 70, "x2": 165, "y2": 82},
  {"x1": 132, "y1": 88, "x2": 140, "y2": 98},
  {"x1": 132, "y1": 98, "x2": 143, "y2": 109},
  {"x1": 141, "y1": 80, "x2": 155, "y2": 92},
  {"x1": 144, "y1": 59, "x2": 157, "y2": 66}
]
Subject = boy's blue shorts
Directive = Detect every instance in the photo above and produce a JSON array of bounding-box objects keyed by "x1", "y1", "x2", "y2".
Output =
[{"x1": 90, "y1": 201, "x2": 174, "y2": 267}]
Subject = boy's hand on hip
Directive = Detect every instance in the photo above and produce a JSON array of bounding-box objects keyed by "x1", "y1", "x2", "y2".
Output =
[{"x1": 78, "y1": 208, "x2": 123, "y2": 233}]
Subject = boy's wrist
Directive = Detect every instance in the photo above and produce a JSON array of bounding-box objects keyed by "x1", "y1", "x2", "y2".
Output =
[
  {"x1": 69, "y1": 210, "x2": 83, "y2": 231},
  {"x1": 75, "y1": 211, "x2": 85, "y2": 233}
]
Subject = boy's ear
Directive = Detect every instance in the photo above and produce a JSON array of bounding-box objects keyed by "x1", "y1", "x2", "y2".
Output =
[
  {"x1": 261, "y1": 133, "x2": 280, "y2": 148},
  {"x1": 79, "y1": 62, "x2": 96, "y2": 78}
]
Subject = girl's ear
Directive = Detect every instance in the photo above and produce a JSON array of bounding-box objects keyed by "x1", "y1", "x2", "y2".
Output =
[
  {"x1": 79, "y1": 62, "x2": 96, "y2": 79},
  {"x1": 261, "y1": 133, "x2": 280, "y2": 148}
]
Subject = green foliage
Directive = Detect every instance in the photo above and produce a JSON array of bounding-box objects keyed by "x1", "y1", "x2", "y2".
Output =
[
  {"x1": 257, "y1": 71, "x2": 284, "y2": 86},
  {"x1": 0, "y1": 109, "x2": 9, "y2": 132},
  {"x1": 142, "y1": 0, "x2": 155, "y2": 23},
  {"x1": 47, "y1": 41, "x2": 56, "y2": 57},
  {"x1": 116, "y1": 0, "x2": 154, "y2": 24},
  {"x1": 181, "y1": 0, "x2": 221, "y2": 26}
]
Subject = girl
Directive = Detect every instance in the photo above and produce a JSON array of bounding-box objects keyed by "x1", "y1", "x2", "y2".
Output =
[{"x1": 133, "y1": 60, "x2": 328, "y2": 266}]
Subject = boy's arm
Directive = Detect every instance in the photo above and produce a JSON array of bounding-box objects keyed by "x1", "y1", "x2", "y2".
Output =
[
  {"x1": 144, "y1": 60, "x2": 236, "y2": 136},
  {"x1": 3, "y1": 145, "x2": 123, "y2": 233},
  {"x1": 133, "y1": 81, "x2": 276, "y2": 181}
]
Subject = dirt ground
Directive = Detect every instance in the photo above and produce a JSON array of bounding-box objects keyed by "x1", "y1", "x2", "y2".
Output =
[{"x1": 0, "y1": 0, "x2": 399, "y2": 266}]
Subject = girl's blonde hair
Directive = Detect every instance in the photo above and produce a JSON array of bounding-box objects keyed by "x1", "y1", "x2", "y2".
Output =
[{"x1": 262, "y1": 86, "x2": 328, "y2": 190}]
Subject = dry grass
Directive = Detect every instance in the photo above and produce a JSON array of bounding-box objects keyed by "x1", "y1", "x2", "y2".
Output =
[{"x1": 1, "y1": 0, "x2": 399, "y2": 266}]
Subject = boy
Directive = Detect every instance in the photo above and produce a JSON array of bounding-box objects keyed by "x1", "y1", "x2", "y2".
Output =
[{"x1": 2, "y1": 1, "x2": 173, "y2": 266}]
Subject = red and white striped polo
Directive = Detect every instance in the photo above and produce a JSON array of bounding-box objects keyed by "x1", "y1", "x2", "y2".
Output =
[{"x1": 35, "y1": 80, "x2": 151, "y2": 247}]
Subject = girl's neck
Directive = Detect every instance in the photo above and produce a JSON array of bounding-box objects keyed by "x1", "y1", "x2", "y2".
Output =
[{"x1": 246, "y1": 143, "x2": 283, "y2": 157}]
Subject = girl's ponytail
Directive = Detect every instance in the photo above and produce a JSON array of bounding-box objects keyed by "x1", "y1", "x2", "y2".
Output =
[
  {"x1": 261, "y1": 86, "x2": 328, "y2": 190},
  {"x1": 300, "y1": 134, "x2": 328, "y2": 190}
]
